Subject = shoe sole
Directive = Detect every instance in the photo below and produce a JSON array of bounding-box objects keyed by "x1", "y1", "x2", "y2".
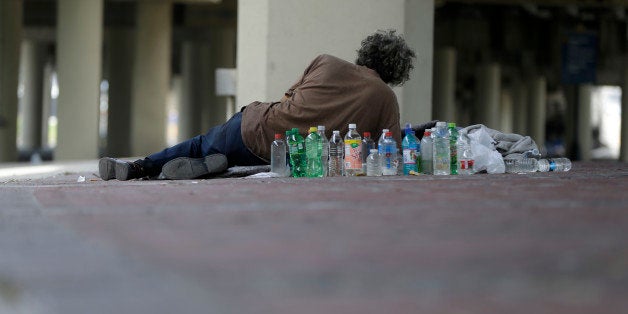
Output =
[
  {"x1": 98, "y1": 157, "x2": 116, "y2": 181},
  {"x1": 162, "y1": 154, "x2": 228, "y2": 180},
  {"x1": 114, "y1": 161, "x2": 132, "y2": 181}
]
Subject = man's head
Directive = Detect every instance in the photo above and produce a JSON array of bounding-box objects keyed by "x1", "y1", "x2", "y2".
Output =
[{"x1": 356, "y1": 30, "x2": 416, "y2": 86}]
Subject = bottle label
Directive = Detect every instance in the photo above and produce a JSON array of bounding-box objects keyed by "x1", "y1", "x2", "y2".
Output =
[
  {"x1": 403, "y1": 148, "x2": 417, "y2": 165},
  {"x1": 344, "y1": 139, "x2": 362, "y2": 169}
]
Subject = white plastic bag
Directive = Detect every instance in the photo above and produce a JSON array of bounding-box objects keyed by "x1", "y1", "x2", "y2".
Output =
[{"x1": 467, "y1": 126, "x2": 505, "y2": 174}]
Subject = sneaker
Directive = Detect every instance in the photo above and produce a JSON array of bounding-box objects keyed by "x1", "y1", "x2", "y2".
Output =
[
  {"x1": 161, "y1": 154, "x2": 228, "y2": 180},
  {"x1": 98, "y1": 157, "x2": 147, "y2": 181}
]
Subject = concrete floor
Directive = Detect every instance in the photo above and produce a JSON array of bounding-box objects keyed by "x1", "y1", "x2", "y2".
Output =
[{"x1": 0, "y1": 160, "x2": 627, "y2": 314}]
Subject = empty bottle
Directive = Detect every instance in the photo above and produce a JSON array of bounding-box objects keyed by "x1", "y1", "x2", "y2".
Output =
[
  {"x1": 270, "y1": 133, "x2": 289, "y2": 176},
  {"x1": 377, "y1": 128, "x2": 390, "y2": 155},
  {"x1": 328, "y1": 130, "x2": 344, "y2": 176},
  {"x1": 448, "y1": 122, "x2": 458, "y2": 175},
  {"x1": 318, "y1": 125, "x2": 329, "y2": 177},
  {"x1": 537, "y1": 158, "x2": 572, "y2": 172},
  {"x1": 504, "y1": 158, "x2": 539, "y2": 174},
  {"x1": 366, "y1": 149, "x2": 381, "y2": 176},
  {"x1": 305, "y1": 127, "x2": 323, "y2": 177},
  {"x1": 433, "y1": 122, "x2": 450, "y2": 175},
  {"x1": 457, "y1": 132, "x2": 474, "y2": 175},
  {"x1": 381, "y1": 131, "x2": 398, "y2": 176},
  {"x1": 361, "y1": 132, "x2": 375, "y2": 174},
  {"x1": 344, "y1": 123, "x2": 363, "y2": 176},
  {"x1": 420, "y1": 129, "x2": 433, "y2": 175},
  {"x1": 287, "y1": 128, "x2": 306, "y2": 177},
  {"x1": 402, "y1": 123, "x2": 419, "y2": 175}
]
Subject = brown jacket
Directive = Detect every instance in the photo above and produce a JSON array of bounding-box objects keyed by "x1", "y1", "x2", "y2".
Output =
[{"x1": 241, "y1": 54, "x2": 401, "y2": 161}]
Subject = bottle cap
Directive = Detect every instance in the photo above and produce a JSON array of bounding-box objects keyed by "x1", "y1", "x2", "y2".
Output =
[
  {"x1": 363, "y1": 131, "x2": 371, "y2": 137},
  {"x1": 370, "y1": 149, "x2": 378, "y2": 153},
  {"x1": 274, "y1": 134, "x2": 282, "y2": 139},
  {"x1": 291, "y1": 127, "x2": 299, "y2": 133},
  {"x1": 436, "y1": 121, "x2": 446, "y2": 127},
  {"x1": 405, "y1": 122, "x2": 412, "y2": 129},
  {"x1": 333, "y1": 130, "x2": 340, "y2": 135},
  {"x1": 309, "y1": 126, "x2": 317, "y2": 133},
  {"x1": 382, "y1": 129, "x2": 389, "y2": 133},
  {"x1": 385, "y1": 131, "x2": 392, "y2": 137},
  {"x1": 424, "y1": 130, "x2": 431, "y2": 136},
  {"x1": 448, "y1": 122, "x2": 456, "y2": 128},
  {"x1": 349, "y1": 123, "x2": 356, "y2": 129},
  {"x1": 317, "y1": 125, "x2": 325, "y2": 131},
  {"x1": 285, "y1": 129, "x2": 292, "y2": 136}
]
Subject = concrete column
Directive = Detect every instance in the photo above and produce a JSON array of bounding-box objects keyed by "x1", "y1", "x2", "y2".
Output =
[
  {"x1": 207, "y1": 28, "x2": 236, "y2": 130},
  {"x1": 475, "y1": 63, "x2": 501, "y2": 129},
  {"x1": 237, "y1": 0, "x2": 433, "y2": 123},
  {"x1": 512, "y1": 79, "x2": 528, "y2": 135},
  {"x1": 500, "y1": 89, "x2": 513, "y2": 134},
  {"x1": 528, "y1": 76, "x2": 547, "y2": 153},
  {"x1": 105, "y1": 28, "x2": 134, "y2": 157},
  {"x1": 179, "y1": 41, "x2": 207, "y2": 140},
  {"x1": 0, "y1": 0, "x2": 22, "y2": 162},
  {"x1": 621, "y1": 56, "x2": 628, "y2": 162},
  {"x1": 19, "y1": 40, "x2": 47, "y2": 152},
  {"x1": 433, "y1": 47, "x2": 457, "y2": 123},
  {"x1": 578, "y1": 84, "x2": 594, "y2": 161},
  {"x1": 131, "y1": 1, "x2": 172, "y2": 156},
  {"x1": 41, "y1": 61, "x2": 54, "y2": 149},
  {"x1": 56, "y1": 0, "x2": 103, "y2": 160}
]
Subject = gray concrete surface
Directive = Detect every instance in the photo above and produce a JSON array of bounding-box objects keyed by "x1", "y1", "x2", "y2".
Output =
[{"x1": 1, "y1": 160, "x2": 627, "y2": 314}]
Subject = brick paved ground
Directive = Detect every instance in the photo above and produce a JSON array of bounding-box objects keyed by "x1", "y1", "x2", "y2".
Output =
[{"x1": 0, "y1": 160, "x2": 627, "y2": 314}]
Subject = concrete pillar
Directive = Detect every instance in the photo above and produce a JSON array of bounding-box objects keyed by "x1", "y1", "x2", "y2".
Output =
[
  {"x1": 131, "y1": 1, "x2": 172, "y2": 156},
  {"x1": 433, "y1": 47, "x2": 457, "y2": 123},
  {"x1": 41, "y1": 61, "x2": 54, "y2": 149},
  {"x1": 622, "y1": 56, "x2": 628, "y2": 162},
  {"x1": 237, "y1": 0, "x2": 433, "y2": 123},
  {"x1": 475, "y1": 63, "x2": 501, "y2": 129},
  {"x1": 56, "y1": 0, "x2": 103, "y2": 160},
  {"x1": 578, "y1": 84, "x2": 594, "y2": 161},
  {"x1": 19, "y1": 40, "x2": 47, "y2": 152},
  {"x1": 179, "y1": 41, "x2": 208, "y2": 140},
  {"x1": 105, "y1": 28, "x2": 134, "y2": 157},
  {"x1": 0, "y1": 0, "x2": 22, "y2": 162},
  {"x1": 500, "y1": 89, "x2": 513, "y2": 134},
  {"x1": 512, "y1": 79, "x2": 528, "y2": 135},
  {"x1": 528, "y1": 76, "x2": 547, "y2": 153}
]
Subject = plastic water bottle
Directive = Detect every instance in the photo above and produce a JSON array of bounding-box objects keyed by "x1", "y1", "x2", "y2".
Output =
[
  {"x1": 287, "y1": 128, "x2": 306, "y2": 177},
  {"x1": 344, "y1": 123, "x2": 363, "y2": 176},
  {"x1": 457, "y1": 132, "x2": 474, "y2": 175},
  {"x1": 317, "y1": 125, "x2": 329, "y2": 177},
  {"x1": 270, "y1": 133, "x2": 289, "y2": 176},
  {"x1": 420, "y1": 129, "x2": 433, "y2": 175},
  {"x1": 381, "y1": 131, "x2": 398, "y2": 176},
  {"x1": 504, "y1": 158, "x2": 539, "y2": 173},
  {"x1": 433, "y1": 122, "x2": 450, "y2": 175},
  {"x1": 366, "y1": 149, "x2": 381, "y2": 176},
  {"x1": 402, "y1": 123, "x2": 419, "y2": 175},
  {"x1": 361, "y1": 132, "x2": 375, "y2": 174},
  {"x1": 377, "y1": 128, "x2": 389, "y2": 155},
  {"x1": 328, "y1": 130, "x2": 344, "y2": 176},
  {"x1": 448, "y1": 122, "x2": 458, "y2": 175},
  {"x1": 537, "y1": 158, "x2": 572, "y2": 172},
  {"x1": 305, "y1": 127, "x2": 323, "y2": 177}
]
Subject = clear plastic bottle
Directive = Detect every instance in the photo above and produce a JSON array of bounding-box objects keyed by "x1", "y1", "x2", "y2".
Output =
[
  {"x1": 448, "y1": 122, "x2": 458, "y2": 175},
  {"x1": 305, "y1": 127, "x2": 323, "y2": 177},
  {"x1": 361, "y1": 132, "x2": 375, "y2": 174},
  {"x1": 433, "y1": 122, "x2": 450, "y2": 175},
  {"x1": 457, "y1": 132, "x2": 474, "y2": 175},
  {"x1": 270, "y1": 133, "x2": 289, "y2": 176},
  {"x1": 287, "y1": 128, "x2": 306, "y2": 177},
  {"x1": 504, "y1": 158, "x2": 539, "y2": 173},
  {"x1": 537, "y1": 158, "x2": 572, "y2": 172},
  {"x1": 344, "y1": 123, "x2": 363, "y2": 176},
  {"x1": 328, "y1": 130, "x2": 344, "y2": 177},
  {"x1": 381, "y1": 131, "x2": 398, "y2": 176},
  {"x1": 420, "y1": 129, "x2": 433, "y2": 175},
  {"x1": 377, "y1": 128, "x2": 389, "y2": 156},
  {"x1": 366, "y1": 149, "x2": 381, "y2": 176},
  {"x1": 317, "y1": 125, "x2": 329, "y2": 177},
  {"x1": 402, "y1": 123, "x2": 419, "y2": 175}
]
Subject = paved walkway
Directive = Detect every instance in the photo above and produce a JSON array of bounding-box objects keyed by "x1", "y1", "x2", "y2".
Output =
[{"x1": 1, "y1": 160, "x2": 627, "y2": 313}]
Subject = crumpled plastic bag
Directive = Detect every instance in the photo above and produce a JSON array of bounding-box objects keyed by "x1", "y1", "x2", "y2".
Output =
[{"x1": 466, "y1": 126, "x2": 505, "y2": 174}]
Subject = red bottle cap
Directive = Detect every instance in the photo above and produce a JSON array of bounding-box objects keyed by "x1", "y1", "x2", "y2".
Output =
[
  {"x1": 385, "y1": 131, "x2": 392, "y2": 137},
  {"x1": 274, "y1": 134, "x2": 282, "y2": 139},
  {"x1": 363, "y1": 131, "x2": 371, "y2": 138}
]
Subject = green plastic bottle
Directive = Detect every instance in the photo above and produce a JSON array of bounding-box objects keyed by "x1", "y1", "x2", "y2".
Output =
[{"x1": 448, "y1": 122, "x2": 458, "y2": 175}]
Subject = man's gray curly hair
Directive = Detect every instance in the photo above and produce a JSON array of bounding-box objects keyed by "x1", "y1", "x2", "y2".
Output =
[{"x1": 356, "y1": 29, "x2": 416, "y2": 86}]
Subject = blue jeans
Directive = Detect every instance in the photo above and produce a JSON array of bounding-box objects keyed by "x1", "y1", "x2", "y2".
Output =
[{"x1": 141, "y1": 112, "x2": 266, "y2": 176}]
